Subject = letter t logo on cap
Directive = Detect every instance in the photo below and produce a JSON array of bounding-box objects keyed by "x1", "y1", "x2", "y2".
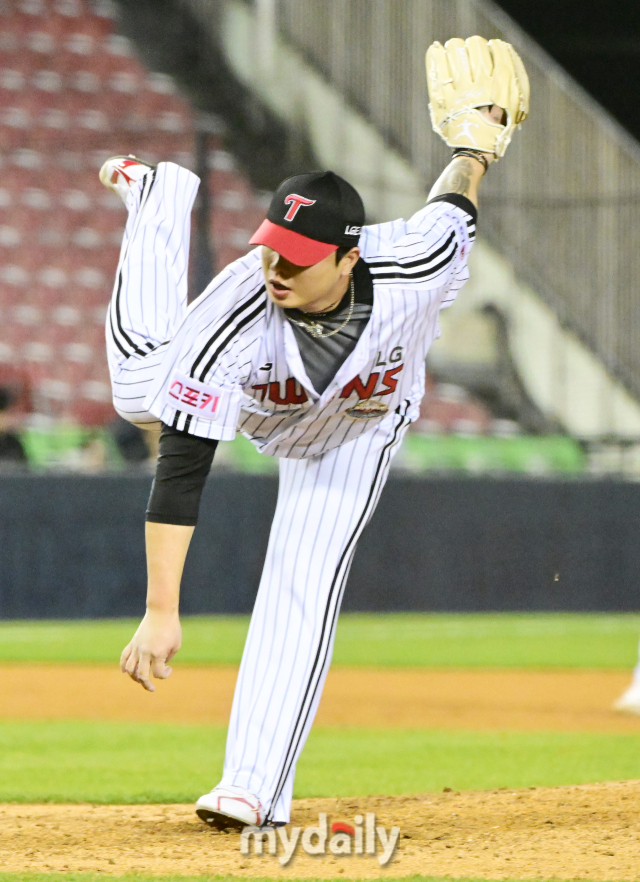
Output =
[{"x1": 283, "y1": 193, "x2": 316, "y2": 222}]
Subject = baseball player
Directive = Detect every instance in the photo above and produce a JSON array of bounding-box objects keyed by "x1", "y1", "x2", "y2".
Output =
[
  {"x1": 614, "y1": 651, "x2": 640, "y2": 714},
  {"x1": 105, "y1": 38, "x2": 528, "y2": 828}
]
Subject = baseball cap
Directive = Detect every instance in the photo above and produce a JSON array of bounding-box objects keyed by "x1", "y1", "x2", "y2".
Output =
[{"x1": 249, "y1": 171, "x2": 365, "y2": 266}]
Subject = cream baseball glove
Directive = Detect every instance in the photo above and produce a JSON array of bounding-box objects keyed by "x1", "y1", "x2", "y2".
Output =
[{"x1": 426, "y1": 36, "x2": 529, "y2": 158}]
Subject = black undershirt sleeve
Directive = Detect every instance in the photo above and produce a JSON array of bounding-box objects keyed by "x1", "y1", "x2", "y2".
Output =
[
  {"x1": 426, "y1": 192, "x2": 478, "y2": 223},
  {"x1": 146, "y1": 423, "x2": 218, "y2": 527}
]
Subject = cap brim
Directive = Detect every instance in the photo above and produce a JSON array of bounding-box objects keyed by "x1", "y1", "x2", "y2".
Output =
[{"x1": 249, "y1": 219, "x2": 337, "y2": 267}]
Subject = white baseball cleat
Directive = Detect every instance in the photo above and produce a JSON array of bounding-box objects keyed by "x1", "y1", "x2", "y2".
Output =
[
  {"x1": 99, "y1": 154, "x2": 156, "y2": 204},
  {"x1": 613, "y1": 681, "x2": 640, "y2": 714},
  {"x1": 195, "y1": 784, "x2": 265, "y2": 830}
]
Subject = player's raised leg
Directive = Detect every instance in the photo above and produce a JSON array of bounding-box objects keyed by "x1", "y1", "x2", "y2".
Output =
[
  {"x1": 196, "y1": 407, "x2": 411, "y2": 827},
  {"x1": 101, "y1": 157, "x2": 200, "y2": 426}
]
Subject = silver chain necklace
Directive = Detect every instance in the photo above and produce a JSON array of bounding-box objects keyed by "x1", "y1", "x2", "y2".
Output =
[{"x1": 287, "y1": 273, "x2": 355, "y2": 339}]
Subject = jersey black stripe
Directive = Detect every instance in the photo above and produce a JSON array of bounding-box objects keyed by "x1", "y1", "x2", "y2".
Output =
[
  {"x1": 369, "y1": 245, "x2": 457, "y2": 282},
  {"x1": 188, "y1": 286, "x2": 265, "y2": 379},
  {"x1": 196, "y1": 299, "x2": 266, "y2": 382},
  {"x1": 367, "y1": 230, "x2": 456, "y2": 271}
]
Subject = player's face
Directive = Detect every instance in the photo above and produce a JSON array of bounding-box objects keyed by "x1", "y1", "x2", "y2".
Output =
[{"x1": 262, "y1": 246, "x2": 360, "y2": 313}]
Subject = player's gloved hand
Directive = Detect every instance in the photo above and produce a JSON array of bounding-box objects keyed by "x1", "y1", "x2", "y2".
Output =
[
  {"x1": 426, "y1": 35, "x2": 530, "y2": 158},
  {"x1": 120, "y1": 609, "x2": 182, "y2": 692}
]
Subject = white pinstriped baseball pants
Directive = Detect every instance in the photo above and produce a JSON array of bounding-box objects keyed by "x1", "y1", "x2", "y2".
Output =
[
  {"x1": 221, "y1": 414, "x2": 407, "y2": 823},
  {"x1": 106, "y1": 162, "x2": 200, "y2": 426},
  {"x1": 105, "y1": 162, "x2": 409, "y2": 823}
]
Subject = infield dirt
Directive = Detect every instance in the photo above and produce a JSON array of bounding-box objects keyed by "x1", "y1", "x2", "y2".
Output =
[
  {"x1": 2, "y1": 781, "x2": 640, "y2": 879},
  {"x1": 0, "y1": 664, "x2": 638, "y2": 731}
]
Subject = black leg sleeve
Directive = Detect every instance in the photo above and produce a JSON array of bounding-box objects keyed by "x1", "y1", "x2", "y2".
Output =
[{"x1": 146, "y1": 423, "x2": 218, "y2": 526}]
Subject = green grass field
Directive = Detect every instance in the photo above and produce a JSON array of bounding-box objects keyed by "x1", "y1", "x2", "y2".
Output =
[
  {"x1": 1, "y1": 613, "x2": 640, "y2": 802},
  {"x1": 2, "y1": 613, "x2": 639, "y2": 881},
  {"x1": 1, "y1": 720, "x2": 640, "y2": 804},
  {"x1": 1, "y1": 612, "x2": 639, "y2": 667}
]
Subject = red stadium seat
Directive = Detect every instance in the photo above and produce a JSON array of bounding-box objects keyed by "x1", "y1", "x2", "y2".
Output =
[
  {"x1": 0, "y1": 0, "x2": 278, "y2": 427},
  {"x1": 69, "y1": 396, "x2": 114, "y2": 426}
]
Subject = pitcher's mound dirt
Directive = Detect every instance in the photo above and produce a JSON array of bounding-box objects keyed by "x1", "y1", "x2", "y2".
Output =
[{"x1": 2, "y1": 781, "x2": 640, "y2": 879}]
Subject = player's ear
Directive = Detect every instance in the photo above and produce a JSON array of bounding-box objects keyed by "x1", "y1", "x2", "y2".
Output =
[{"x1": 339, "y1": 247, "x2": 360, "y2": 272}]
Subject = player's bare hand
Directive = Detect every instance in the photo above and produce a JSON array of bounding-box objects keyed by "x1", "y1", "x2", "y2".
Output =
[
  {"x1": 120, "y1": 609, "x2": 182, "y2": 692},
  {"x1": 476, "y1": 104, "x2": 506, "y2": 164}
]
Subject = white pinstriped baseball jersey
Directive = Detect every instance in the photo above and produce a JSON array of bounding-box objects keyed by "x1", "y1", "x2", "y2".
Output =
[{"x1": 142, "y1": 196, "x2": 476, "y2": 459}]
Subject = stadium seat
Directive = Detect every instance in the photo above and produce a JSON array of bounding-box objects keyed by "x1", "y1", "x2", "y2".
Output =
[
  {"x1": 69, "y1": 396, "x2": 113, "y2": 426},
  {"x1": 0, "y1": 0, "x2": 277, "y2": 431}
]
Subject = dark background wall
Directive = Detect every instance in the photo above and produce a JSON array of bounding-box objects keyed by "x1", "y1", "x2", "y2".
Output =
[
  {"x1": 497, "y1": 1, "x2": 640, "y2": 141},
  {"x1": 1, "y1": 474, "x2": 639, "y2": 618}
]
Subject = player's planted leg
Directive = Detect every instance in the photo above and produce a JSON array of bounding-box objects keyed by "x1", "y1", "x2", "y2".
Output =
[{"x1": 205, "y1": 410, "x2": 409, "y2": 825}]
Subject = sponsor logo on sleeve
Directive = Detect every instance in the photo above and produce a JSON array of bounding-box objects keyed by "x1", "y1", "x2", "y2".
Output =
[{"x1": 165, "y1": 371, "x2": 237, "y2": 421}]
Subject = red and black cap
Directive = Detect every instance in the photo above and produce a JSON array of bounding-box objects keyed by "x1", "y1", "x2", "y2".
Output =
[{"x1": 249, "y1": 171, "x2": 365, "y2": 266}]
